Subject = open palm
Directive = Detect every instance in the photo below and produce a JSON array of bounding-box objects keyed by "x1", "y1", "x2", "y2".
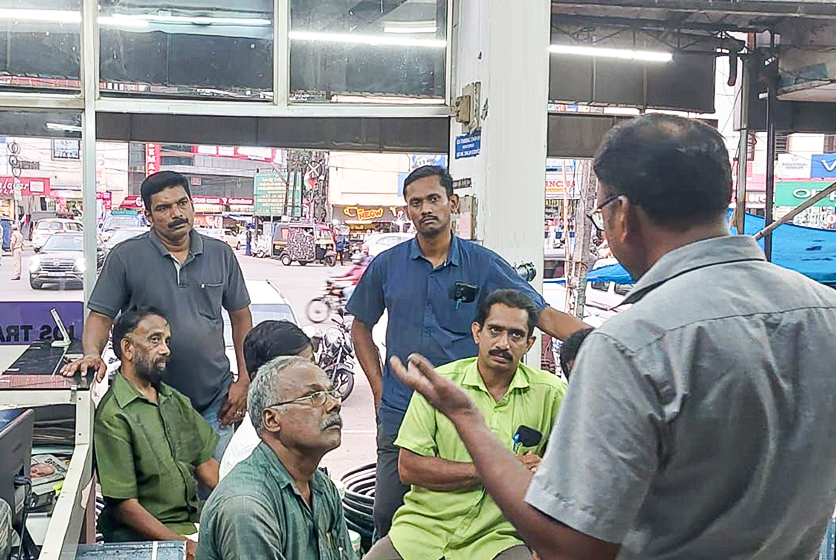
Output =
[{"x1": 390, "y1": 354, "x2": 476, "y2": 418}]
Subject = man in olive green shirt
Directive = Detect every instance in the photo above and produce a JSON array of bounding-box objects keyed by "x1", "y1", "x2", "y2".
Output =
[
  {"x1": 94, "y1": 308, "x2": 219, "y2": 557},
  {"x1": 365, "y1": 289, "x2": 568, "y2": 560},
  {"x1": 198, "y1": 356, "x2": 353, "y2": 560}
]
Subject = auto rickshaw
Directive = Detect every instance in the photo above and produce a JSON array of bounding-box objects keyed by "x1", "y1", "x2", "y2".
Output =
[{"x1": 272, "y1": 222, "x2": 337, "y2": 267}]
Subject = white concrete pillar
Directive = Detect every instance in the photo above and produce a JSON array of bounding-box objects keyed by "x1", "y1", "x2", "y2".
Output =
[{"x1": 449, "y1": 0, "x2": 551, "y2": 363}]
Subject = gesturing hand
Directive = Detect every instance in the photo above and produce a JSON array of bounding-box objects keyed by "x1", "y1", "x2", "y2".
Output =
[{"x1": 389, "y1": 354, "x2": 477, "y2": 421}]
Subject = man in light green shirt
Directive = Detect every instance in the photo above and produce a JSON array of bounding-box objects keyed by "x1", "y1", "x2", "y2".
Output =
[{"x1": 364, "y1": 289, "x2": 568, "y2": 560}]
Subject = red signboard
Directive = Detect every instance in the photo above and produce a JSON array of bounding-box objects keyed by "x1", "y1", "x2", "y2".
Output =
[
  {"x1": 146, "y1": 143, "x2": 161, "y2": 176},
  {"x1": 120, "y1": 195, "x2": 254, "y2": 209},
  {"x1": 192, "y1": 145, "x2": 279, "y2": 163},
  {"x1": 0, "y1": 177, "x2": 51, "y2": 197}
]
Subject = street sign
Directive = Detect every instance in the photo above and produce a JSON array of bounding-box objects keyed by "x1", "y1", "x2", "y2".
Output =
[
  {"x1": 454, "y1": 131, "x2": 481, "y2": 159},
  {"x1": 254, "y1": 172, "x2": 287, "y2": 216}
]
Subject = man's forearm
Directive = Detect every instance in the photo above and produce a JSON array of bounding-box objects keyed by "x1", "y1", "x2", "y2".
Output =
[
  {"x1": 229, "y1": 308, "x2": 253, "y2": 380},
  {"x1": 399, "y1": 450, "x2": 480, "y2": 491},
  {"x1": 82, "y1": 311, "x2": 114, "y2": 357},
  {"x1": 448, "y1": 409, "x2": 617, "y2": 560},
  {"x1": 351, "y1": 321, "x2": 383, "y2": 403},
  {"x1": 117, "y1": 499, "x2": 188, "y2": 542},
  {"x1": 196, "y1": 459, "x2": 220, "y2": 490},
  {"x1": 538, "y1": 306, "x2": 588, "y2": 341}
]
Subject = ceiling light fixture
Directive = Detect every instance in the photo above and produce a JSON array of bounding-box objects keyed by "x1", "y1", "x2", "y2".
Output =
[
  {"x1": 290, "y1": 30, "x2": 446, "y2": 48},
  {"x1": 549, "y1": 44, "x2": 673, "y2": 63}
]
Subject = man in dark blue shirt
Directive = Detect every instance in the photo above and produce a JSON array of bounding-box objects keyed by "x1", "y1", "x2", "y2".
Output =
[{"x1": 347, "y1": 165, "x2": 586, "y2": 538}]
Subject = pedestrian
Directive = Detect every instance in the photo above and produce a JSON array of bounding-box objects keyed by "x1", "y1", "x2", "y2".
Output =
[
  {"x1": 10, "y1": 222, "x2": 23, "y2": 281},
  {"x1": 245, "y1": 227, "x2": 252, "y2": 256},
  {"x1": 62, "y1": 171, "x2": 253, "y2": 472},
  {"x1": 346, "y1": 165, "x2": 587, "y2": 539},
  {"x1": 389, "y1": 114, "x2": 836, "y2": 560},
  {"x1": 336, "y1": 234, "x2": 346, "y2": 265}
]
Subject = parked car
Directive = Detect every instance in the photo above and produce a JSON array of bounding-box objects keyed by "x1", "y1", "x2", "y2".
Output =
[
  {"x1": 104, "y1": 227, "x2": 149, "y2": 250},
  {"x1": 223, "y1": 280, "x2": 300, "y2": 378},
  {"x1": 29, "y1": 233, "x2": 106, "y2": 290},
  {"x1": 33, "y1": 218, "x2": 83, "y2": 253},
  {"x1": 363, "y1": 232, "x2": 414, "y2": 257},
  {"x1": 100, "y1": 212, "x2": 148, "y2": 242},
  {"x1": 195, "y1": 227, "x2": 226, "y2": 242}
]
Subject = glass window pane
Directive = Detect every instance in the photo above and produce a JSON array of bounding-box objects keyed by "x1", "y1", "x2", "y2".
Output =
[
  {"x1": 290, "y1": 0, "x2": 447, "y2": 103},
  {"x1": 0, "y1": 1, "x2": 81, "y2": 93},
  {"x1": 99, "y1": 0, "x2": 273, "y2": 100}
]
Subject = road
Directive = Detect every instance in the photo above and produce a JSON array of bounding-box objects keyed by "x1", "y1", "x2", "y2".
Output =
[{"x1": 1, "y1": 244, "x2": 377, "y2": 478}]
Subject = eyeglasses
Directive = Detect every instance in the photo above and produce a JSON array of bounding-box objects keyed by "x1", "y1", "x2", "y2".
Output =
[
  {"x1": 270, "y1": 388, "x2": 342, "y2": 409},
  {"x1": 587, "y1": 194, "x2": 622, "y2": 231}
]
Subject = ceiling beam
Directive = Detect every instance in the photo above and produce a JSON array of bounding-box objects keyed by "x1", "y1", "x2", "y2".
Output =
[{"x1": 551, "y1": 1, "x2": 836, "y2": 19}]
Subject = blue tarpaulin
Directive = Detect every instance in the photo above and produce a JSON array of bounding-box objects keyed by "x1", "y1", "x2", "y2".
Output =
[{"x1": 546, "y1": 212, "x2": 836, "y2": 286}]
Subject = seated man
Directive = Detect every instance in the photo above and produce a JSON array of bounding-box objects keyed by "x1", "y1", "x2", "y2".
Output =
[
  {"x1": 94, "y1": 308, "x2": 220, "y2": 556},
  {"x1": 365, "y1": 289, "x2": 568, "y2": 560},
  {"x1": 198, "y1": 356, "x2": 353, "y2": 560},
  {"x1": 219, "y1": 320, "x2": 314, "y2": 479},
  {"x1": 558, "y1": 327, "x2": 593, "y2": 381}
]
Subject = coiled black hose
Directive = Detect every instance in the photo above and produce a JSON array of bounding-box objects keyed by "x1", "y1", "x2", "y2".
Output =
[{"x1": 341, "y1": 462, "x2": 376, "y2": 552}]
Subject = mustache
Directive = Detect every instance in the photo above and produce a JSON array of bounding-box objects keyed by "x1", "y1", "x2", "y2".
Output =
[
  {"x1": 489, "y1": 349, "x2": 513, "y2": 361},
  {"x1": 320, "y1": 414, "x2": 343, "y2": 430},
  {"x1": 420, "y1": 215, "x2": 438, "y2": 222},
  {"x1": 168, "y1": 218, "x2": 189, "y2": 229}
]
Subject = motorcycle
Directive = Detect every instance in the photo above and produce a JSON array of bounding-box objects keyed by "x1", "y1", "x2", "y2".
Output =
[
  {"x1": 306, "y1": 311, "x2": 356, "y2": 400},
  {"x1": 253, "y1": 235, "x2": 271, "y2": 258},
  {"x1": 306, "y1": 280, "x2": 347, "y2": 323}
]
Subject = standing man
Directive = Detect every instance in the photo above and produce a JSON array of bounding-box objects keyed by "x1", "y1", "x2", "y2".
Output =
[
  {"x1": 9, "y1": 222, "x2": 23, "y2": 281},
  {"x1": 389, "y1": 114, "x2": 836, "y2": 560},
  {"x1": 245, "y1": 226, "x2": 252, "y2": 257},
  {"x1": 62, "y1": 171, "x2": 252, "y2": 461},
  {"x1": 365, "y1": 289, "x2": 567, "y2": 560},
  {"x1": 347, "y1": 165, "x2": 586, "y2": 538}
]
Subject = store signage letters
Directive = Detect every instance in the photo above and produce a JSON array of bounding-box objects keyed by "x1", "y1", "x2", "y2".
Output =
[
  {"x1": 811, "y1": 155, "x2": 836, "y2": 179},
  {"x1": 774, "y1": 181, "x2": 836, "y2": 208},
  {"x1": 336, "y1": 205, "x2": 405, "y2": 221},
  {"x1": 0, "y1": 302, "x2": 83, "y2": 346},
  {"x1": 146, "y1": 143, "x2": 161, "y2": 175}
]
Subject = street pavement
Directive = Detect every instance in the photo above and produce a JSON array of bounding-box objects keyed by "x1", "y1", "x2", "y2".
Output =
[{"x1": 0, "y1": 243, "x2": 377, "y2": 478}]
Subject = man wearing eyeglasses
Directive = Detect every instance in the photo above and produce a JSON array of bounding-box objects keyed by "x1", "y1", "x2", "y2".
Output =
[{"x1": 198, "y1": 356, "x2": 354, "y2": 560}]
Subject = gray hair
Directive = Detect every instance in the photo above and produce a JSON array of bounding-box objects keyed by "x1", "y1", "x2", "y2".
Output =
[{"x1": 248, "y1": 355, "x2": 312, "y2": 433}]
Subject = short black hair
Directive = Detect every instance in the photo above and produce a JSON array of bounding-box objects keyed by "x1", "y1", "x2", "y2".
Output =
[
  {"x1": 112, "y1": 307, "x2": 168, "y2": 360},
  {"x1": 140, "y1": 171, "x2": 191, "y2": 211},
  {"x1": 403, "y1": 165, "x2": 454, "y2": 200},
  {"x1": 475, "y1": 289, "x2": 540, "y2": 337},
  {"x1": 559, "y1": 328, "x2": 594, "y2": 379},
  {"x1": 243, "y1": 321, "x2": 312, "y2": 380},
  {"x1": 593, "y1": 114, "x2": 732, "y2": 228}
]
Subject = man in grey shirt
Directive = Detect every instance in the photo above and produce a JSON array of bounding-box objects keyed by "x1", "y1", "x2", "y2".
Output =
[
  {"x1": 390, "y1": 114, "x2": 836, "y2": 560},
  {"x1": 63, "y1": 171, "x2": 253, "y2": 460}
]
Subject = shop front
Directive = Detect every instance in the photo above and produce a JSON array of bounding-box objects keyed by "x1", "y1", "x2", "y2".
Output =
[{"x1": 332, "y1": 204, "x2": 408, "y2": 240}]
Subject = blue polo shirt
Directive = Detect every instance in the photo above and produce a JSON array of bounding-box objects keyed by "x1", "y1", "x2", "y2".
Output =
[{"x1": 347, "y1": 236, "x2": 547, "y2": 431}]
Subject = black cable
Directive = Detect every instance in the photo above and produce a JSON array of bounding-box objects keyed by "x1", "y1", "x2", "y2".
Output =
[{"x1": 12, "y1": 476, "x2": 32, "y2": 560}]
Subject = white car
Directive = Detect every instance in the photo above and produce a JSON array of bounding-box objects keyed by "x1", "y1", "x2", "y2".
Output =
[
  {"x1": 363, "y1": 232, "x2": 414, "y2": 257},
  {"x1": 33, "y1": 218, "x2": 83, "y2": 252},
  {"x1": 104, "y1": 227, "x2": 149, "y2": 250},
  {"x1": 223, "y1": 280, "x2": 300, "y2": 378},
  {"x1": 543, "y1": 259, "x2": 632, "y2": 328}
]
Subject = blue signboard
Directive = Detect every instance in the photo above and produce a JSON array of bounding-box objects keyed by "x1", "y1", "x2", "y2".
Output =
[
  {"x1": 454, "y1": 131, "x2": 481, "y2": 159},
  {"x1": 811, "y1": 154, "x2": 836, "y2": 179},
  {"x1": 0, "y1": 301, "x2": 84, "y2": 345}
]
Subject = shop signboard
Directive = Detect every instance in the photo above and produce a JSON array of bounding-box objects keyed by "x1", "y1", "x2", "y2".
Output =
[
  {"x1": 254, "y1": 172, "x2": 287, "y2": 216},
  {"x1": 774, "y1": 181, "x2": 836, "y2": 208},
  {"x1": 121, "y1": 195, "x2": 254, "y2": 209},
  {"x1": 0, "y1": 301, "x2": 84, "y2": 346},
  {"x1": 775, "y1": 153, "x2": 811, "y2": 179},
  {"x1": 811, "y1": 154, "x2": 836, "y2": 179},
  {"x1": 333, "y1": 205, "x2": 406, "y2": 222},
  {"x1": 0, "y1": 177, "x2": 50, "y2": 197},
  {"x1": 146, "y1": 143, "x2": 161, "y2": 176}
]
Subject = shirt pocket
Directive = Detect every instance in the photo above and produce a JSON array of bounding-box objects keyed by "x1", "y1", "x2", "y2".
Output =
[
  {"x1": 196, "y1": 282, "x2": 224, "y2": 320},
  {"x1": 433, "y1": 298, "x2": 479, "y2": 335}
]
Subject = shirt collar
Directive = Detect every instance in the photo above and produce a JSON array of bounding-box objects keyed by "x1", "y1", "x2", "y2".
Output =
[
  {"x1": 112, "y1": 371, "x2": 171, "y2": 409},
  {"x1": 148, "y1": 228, "x2": 203, "y2": 258},
  {"x1": 257, "y1": 442, "x2": 327, "y2": 496},
  {"x1": 408, "y1": 234, "x2": 462, "y2": 267},
  {"x1": 460, "y1": 359, "x2": 531, "y2": 395},
  {"x1": 622, "y1": 235, "x2": 766, "y2": 306}
]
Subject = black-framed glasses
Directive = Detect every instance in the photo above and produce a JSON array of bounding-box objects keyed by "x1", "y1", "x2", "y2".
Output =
[
  {"x1": 269, "y1": 388, "x2": 342, "y2": 409},
  {"x1": 587, "y1": 194, "x2": 622, "y2": 231}
]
